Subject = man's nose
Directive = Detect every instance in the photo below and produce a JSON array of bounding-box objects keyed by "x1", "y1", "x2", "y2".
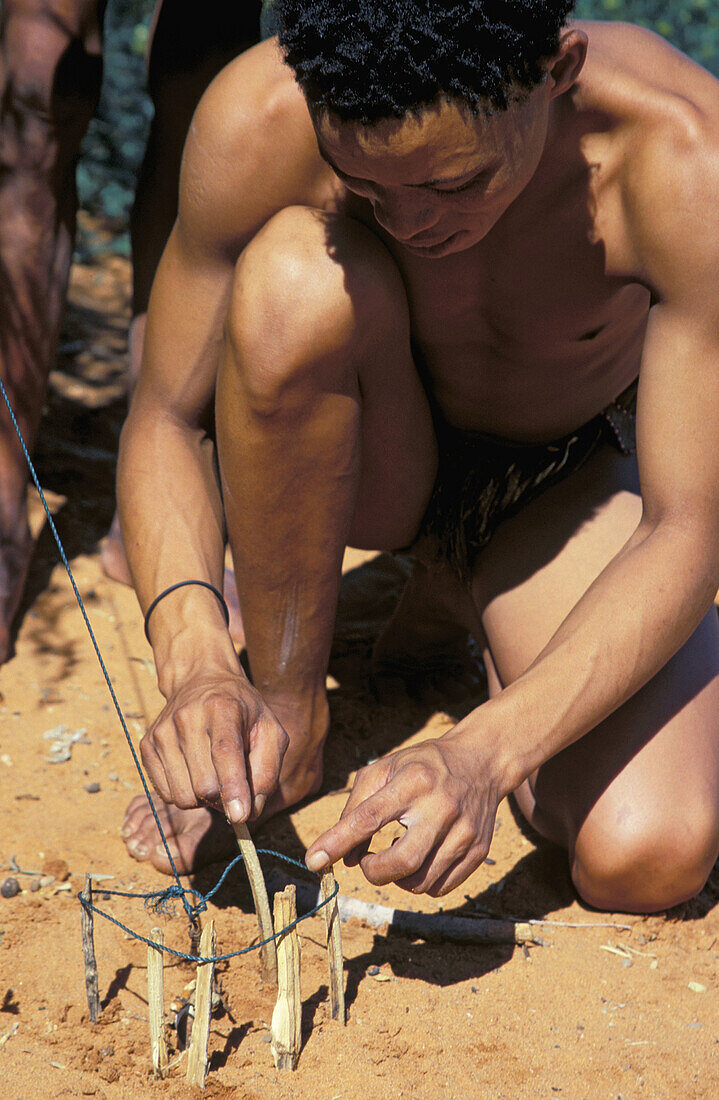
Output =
[{"x1": 371, "y1": 193, "x2": 438, "y2": 241}]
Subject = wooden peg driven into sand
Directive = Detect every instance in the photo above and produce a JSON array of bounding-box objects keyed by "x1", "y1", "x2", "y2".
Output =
[
  {"x1": 80, "y1": 874, "x2": 101, "y2": 1024},
  {"x1": 186, "y1": 920, "x2": 216, "y2": 1089},
  {"x1": 147, "y1": 927, "x2": 168, "y2": 1078},
  {"x1": 320, "y1": 868, "x2": 345, "y2": 1024},
  {"x1": 232, "y1": 822, "x2": 277, "y2": 984},
  {"x1": 270, "y1": 885, "x2": 302, "y2": 1071}
]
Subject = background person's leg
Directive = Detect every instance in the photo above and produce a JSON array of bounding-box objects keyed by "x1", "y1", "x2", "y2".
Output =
[
  {"x1": 472, "y1": 444, "x2": 719, "y2": 912},
  {"x1": 0, "y1": 0, "x2": 107, "y2": 661}
]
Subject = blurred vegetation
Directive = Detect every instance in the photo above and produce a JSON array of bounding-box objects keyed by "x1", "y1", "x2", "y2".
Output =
[
  {"x1": 76, "y1": 0, "x2": 154, "y2": 253},
  {"x1": 78, "y1": 0, "x2": 719, "y2": 240},
  {"x1": 577, "y1": 0, "x2": 719, "y2": 72}
]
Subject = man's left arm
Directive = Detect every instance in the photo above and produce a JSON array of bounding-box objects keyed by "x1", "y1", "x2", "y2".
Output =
[{"x1": 306, "y1": 150, "x2": 719, "y2": 891}]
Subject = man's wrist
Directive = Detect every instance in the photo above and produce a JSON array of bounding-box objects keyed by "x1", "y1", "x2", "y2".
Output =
[
  {"x1": 153, "y1": 623, "x2": 241, "y2": 698},
  {"x1": 441, "y1": 697, "x2": 528, "y2": 800}
]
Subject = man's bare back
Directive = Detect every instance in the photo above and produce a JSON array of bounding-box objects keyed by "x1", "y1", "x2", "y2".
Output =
[{"x1": 120, "y1": 8, "x2": 719, "y2": 912}]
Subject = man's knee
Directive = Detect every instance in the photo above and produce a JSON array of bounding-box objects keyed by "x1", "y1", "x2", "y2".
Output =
[
  {"x1": 226, "y1": 205, "x2": 407, "y2": 415},
  {"x1": 571, "y1": 807, "x2": 718, "y2": 913},
  {"x1": 0, "y1": 0, "x2": 104, "y2": 168}
]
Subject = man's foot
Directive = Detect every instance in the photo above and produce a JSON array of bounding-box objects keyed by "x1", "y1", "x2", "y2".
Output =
[
  {"x1": 122, "y1": 700, "x2": 326, "y2": 874},
  {"x1": 122, "y1": 797, "x2": 236, "y2": 874},
  {"x1": 101, "y1": 517, "x2": 246, "y2": 647},
  {"x1": 0, "y1": 525, "x2": 34, "y2": 663},
  {"x1": 372, "y1": 558, "x2": 485, "y2": 705}
]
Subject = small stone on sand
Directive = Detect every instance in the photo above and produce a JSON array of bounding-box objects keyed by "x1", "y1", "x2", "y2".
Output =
[
  {"x1": 1, "y1": 877, "x2": 20, "y2": 898},
  {"x1": 42, "y1": 858, "x2": 70, "y2": 882}
]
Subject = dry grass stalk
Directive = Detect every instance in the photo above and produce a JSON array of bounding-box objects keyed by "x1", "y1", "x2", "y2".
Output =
[
  {"x1": 147, "y1": 926, "x2": 168, "y2": 1078},
  {"x1": 233, "y1": 822, "x2": 278, "y2": 984},
  {"x1": 320, "y1": 869, "x2": 345, "y2": 1023},
  {"x1": 80, "y1": 874, "x2": 101, "y2": 1023},
  {"x1": 270, "y1": 885, "x2": 302, "y2": 1070},
  {"x1": 186, "y1": 920, "x2": 216, "y2": 1088}
]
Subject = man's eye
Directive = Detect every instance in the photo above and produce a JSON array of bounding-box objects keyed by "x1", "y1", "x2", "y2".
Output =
[{"x1": 432, "y1": 176, "x2": 483, "y2": 195}]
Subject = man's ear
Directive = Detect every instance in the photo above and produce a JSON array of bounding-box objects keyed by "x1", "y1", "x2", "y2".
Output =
[{"x1": 547, "y1": 28, "x2": 588, "y2": 99}]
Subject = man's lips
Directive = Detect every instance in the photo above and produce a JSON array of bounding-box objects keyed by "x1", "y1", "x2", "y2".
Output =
[{"x1": 398, "y1": 230, "x2": 462, "y2": 253}]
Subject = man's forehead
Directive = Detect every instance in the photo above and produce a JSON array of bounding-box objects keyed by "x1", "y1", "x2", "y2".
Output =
[{"x1": 314, "y1": 99, "x2": 505, "y2": 181}]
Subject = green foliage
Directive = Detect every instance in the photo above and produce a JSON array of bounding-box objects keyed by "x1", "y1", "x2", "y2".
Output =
[{"x1": 575, "y1": 0, "x2": 719, "y2": 74}]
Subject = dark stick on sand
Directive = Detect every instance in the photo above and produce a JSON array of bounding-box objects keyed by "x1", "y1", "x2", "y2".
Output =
[{"x1": 80, "y1": 874, "x2": 101, "y2": 1023}]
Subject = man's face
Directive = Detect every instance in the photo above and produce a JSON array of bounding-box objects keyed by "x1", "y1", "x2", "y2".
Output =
[{"x1": 314, "y1": 89, "x2": 553, "y2": 257}]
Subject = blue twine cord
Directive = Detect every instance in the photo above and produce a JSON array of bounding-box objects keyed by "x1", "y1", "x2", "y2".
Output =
[
  {"x1": 0, "y1": 375, "x2": 337, "y2": 960},
  {"x1": 79, "y1": 849, "x2": 337, "y2": 963}
]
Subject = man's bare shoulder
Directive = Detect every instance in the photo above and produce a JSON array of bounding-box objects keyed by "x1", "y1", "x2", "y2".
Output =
[
  {"x1": 178, "y1": 39, "x2": 330, "y2": 257},
  {"x1": 580, "y1": 21, "x2": 719, "y2": 297}
]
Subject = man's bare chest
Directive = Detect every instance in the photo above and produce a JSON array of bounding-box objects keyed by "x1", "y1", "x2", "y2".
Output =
[{"x1": 388, "y1": 213, "x2": 650, "y2": 437}]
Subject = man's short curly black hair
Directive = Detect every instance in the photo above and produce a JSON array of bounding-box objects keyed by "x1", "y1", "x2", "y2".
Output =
[{"x1": 274, "y1": 0, "x2": 576, "y2": 123}]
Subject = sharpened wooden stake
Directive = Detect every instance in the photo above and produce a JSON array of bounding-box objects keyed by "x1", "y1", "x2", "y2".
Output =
[
  {"x1": 270, "y1": 885, "x2": 302, "y2": 1071},
  {"x1": 233, "y1": 822, "x2": 278, "y2": 984},
  {"x1": 320, "y1": 869, "x2": 345, "y2": 1024},
  {"x1": 80, "y1": 874, "x2": 101, "y2": 1023},
  {"x1": 186, "y1": 921, "x2": 216, "y2": 1089},
  {"x1": 147, "y1": 927, "x2": 168, "y2": 1078}
]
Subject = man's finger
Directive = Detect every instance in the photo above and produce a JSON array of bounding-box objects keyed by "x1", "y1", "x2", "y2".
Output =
[
  {"x1": 246, "y1": 715, "x2": 288, "y2": 819},
  {"x1": 210, "y1": 721, "x2": 253, "y2": 824},
  {"x1": 306, "y1": 786, "x2": 403, "y2": 872},
  {"x1": 140, "y1": 738, "x2": 173, "y2": 804},
  {"x1": 358, "y1": 818, "x2": 445, "y2": 886},
  {"x1": 393, "y1": 827, "x2": 472, "y2": 894},
  {"x1": 182, "y1": 725, "x2": 223, "y2": 808},
  {"x1": 338, "y1": 761, "x2": 392, "y2": 866},
  {"x1": 151, "y1": 729, "x2": 200, "y2": 809},
  {"x1": 340, "y1": 760, "x2": 392, "y2": 819},
  {"x1": 425, "y1": 847, "x2": 486, "y2": 898}
]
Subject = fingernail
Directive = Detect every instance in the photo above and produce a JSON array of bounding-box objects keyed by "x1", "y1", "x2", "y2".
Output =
[
  {"x1": 133, "y1": 844, "x2": 148, "y2": 858},
  {"x1": 253, "y1": 794, "x2": 266, "y2": 818},
  {"x1": 306, "y1": 849, "x2": 330, "y2": 873},
  {"x1": 120, "y1": 826, "x2": 132, "y2": 838},
  {"x1": 226, "y1": 798, "x2": 248, "y2": 824}
]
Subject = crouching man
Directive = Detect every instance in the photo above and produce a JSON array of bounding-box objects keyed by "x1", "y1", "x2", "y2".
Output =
[{"x1": 120, "y1": 0, "x2": 719, "y2": 913}]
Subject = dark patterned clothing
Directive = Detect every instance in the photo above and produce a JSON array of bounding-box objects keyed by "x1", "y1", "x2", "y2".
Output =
[{"x1": 413, "y1": 378, "x2": 638, "y2": 582}]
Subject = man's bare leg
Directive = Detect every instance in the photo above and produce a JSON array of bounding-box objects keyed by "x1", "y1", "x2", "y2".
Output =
[
  {"x1": 0, "y1": 0, "x2": 105, "y2": 660},
  {"x1": 123, "y1": 204, "x2": 437, "y2": 872},
  {"x1": 473, "y1": 444, "x2": 719, "y2": 912}
]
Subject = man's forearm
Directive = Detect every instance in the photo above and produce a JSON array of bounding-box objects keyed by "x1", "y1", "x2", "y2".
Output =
[
  {"x1": 118, "y1": 402, "x2": 238, "y2": 693},
  {"x1": 460, "y1": 519, "x2": 719, "y2": 792}
]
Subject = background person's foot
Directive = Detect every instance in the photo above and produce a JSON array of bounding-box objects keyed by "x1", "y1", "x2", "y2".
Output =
[{"x1": 99, "y1": 512, "x2": 133, "y2": 586}]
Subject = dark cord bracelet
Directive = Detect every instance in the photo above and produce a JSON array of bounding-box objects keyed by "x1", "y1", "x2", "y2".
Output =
[{"x1": 144, "y1": 580, "x2": 230, "y2": 644}]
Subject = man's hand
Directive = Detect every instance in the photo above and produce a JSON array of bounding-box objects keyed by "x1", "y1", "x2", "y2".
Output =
[
  {"x1": 140, "y1": 671, "x2": 289, "y2": 824},
  {"x1": 305, "y1": 733, "x2": 504, "y2": 896}
]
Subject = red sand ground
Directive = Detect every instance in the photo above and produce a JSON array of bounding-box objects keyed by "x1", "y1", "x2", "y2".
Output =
[{"x1": 0, "y1": 218, "x2": 717, "y2": 1098}]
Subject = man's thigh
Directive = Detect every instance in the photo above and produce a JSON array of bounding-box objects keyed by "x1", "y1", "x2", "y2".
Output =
[{"x1": 471, "y1": 441, "x2": 719, "y2": 859}]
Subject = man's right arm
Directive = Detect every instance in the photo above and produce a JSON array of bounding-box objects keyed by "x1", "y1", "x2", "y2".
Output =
[{"x1": 117, "y1": 50, "x2": 315, "y2": 820}]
